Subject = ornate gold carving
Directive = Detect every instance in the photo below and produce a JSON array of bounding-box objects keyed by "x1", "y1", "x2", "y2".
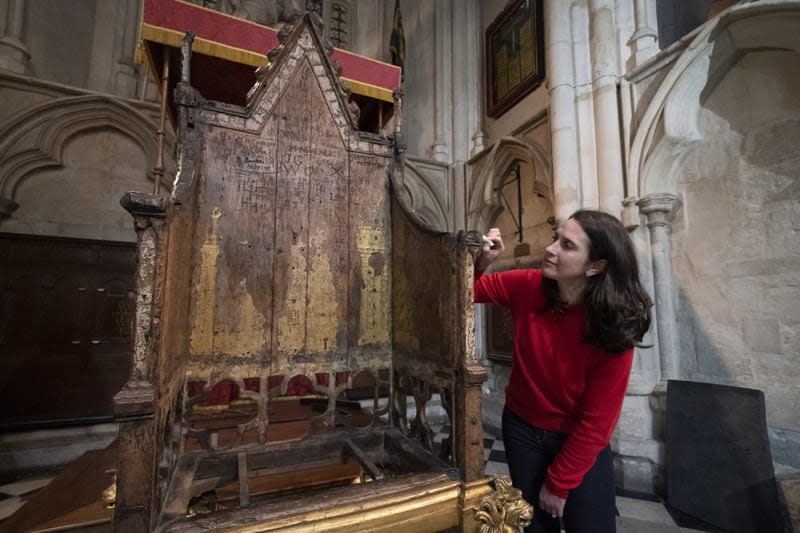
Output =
[{"x1": 473, "y1": 475, "x2": 534, "y2": 533}]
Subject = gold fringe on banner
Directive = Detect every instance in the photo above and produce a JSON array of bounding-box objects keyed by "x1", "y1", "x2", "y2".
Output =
[{"x1": 140, "y1": 24, "x2": 394, "y2": 102}]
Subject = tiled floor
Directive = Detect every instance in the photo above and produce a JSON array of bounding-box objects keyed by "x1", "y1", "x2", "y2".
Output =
[
  {"x1": 1, "y1": 430, "x2": 714, "y2": 532},
  {"x1": 0, "y1": 477, "x2": 53, "y2": 522},
  {"x1": 483, "y1": 433, "x2": 510, "y2": 477}
]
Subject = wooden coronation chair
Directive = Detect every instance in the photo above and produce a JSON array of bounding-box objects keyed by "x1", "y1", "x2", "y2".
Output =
[{"x1": 113, "y1": 14, "x2": 528, "y2": 532}]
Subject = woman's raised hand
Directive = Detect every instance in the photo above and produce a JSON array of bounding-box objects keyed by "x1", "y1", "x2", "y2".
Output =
[{"x1": 477, "y1": 228, "x2": 505, "y2": 270}]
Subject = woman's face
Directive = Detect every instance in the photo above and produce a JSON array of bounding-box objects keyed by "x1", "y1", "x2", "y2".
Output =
[{"x1": 541, "y1": 218, "x2": 594, "y2": 282}]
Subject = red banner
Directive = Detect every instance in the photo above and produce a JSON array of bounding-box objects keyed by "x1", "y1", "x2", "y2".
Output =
[{"x1": 140, "y1": 0, "x2": 400, "y2": 102}]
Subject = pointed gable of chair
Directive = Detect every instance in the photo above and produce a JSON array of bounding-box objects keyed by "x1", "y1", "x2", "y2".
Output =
[{"x1": 244, "y1": 13, "x2": 359, "y2": 147}]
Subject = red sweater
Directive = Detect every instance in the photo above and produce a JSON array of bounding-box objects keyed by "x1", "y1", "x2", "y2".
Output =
[{"x1": 475, "y1": 268, "x2": 633, "y2": 498}]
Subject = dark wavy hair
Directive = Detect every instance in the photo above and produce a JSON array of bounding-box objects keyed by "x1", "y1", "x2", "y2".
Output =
[{"x1": 543, "y1": 210, "x2": 652, "y2": 353}]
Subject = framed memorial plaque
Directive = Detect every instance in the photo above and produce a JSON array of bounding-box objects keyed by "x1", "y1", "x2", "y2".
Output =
[{"x1": 485, "y1": 0, "x2": 545, "y2": 118}]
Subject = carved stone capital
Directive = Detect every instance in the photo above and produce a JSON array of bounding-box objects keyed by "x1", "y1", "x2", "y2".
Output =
[
  {"x1": 637, "y1": 193, "x2": 680, "y2": 227},
  {"x1": 621, "y1": 196, "x2": 640, "y2": 230},
  {"x1": 114, "y1": 380, "x2": 155, "y2": 419},
  {"x1": 637, "y1": 192, "x2": 678, "y2": 214}
]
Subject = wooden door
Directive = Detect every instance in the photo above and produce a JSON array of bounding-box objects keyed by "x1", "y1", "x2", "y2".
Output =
[{"x1": 0, "y1": 234, "x2": 135, "y2": 427}]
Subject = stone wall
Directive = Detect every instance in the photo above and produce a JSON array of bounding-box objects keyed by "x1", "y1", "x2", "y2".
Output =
[
  {"x1": 672, "y1": 49, "x2": 800, "y2": 431},
  {"x1": 0, "y1": 73, "x2": 171, "y2": 242},
  {"x1": 625, "y1": 2, "x2": 800, "y2": 486}
]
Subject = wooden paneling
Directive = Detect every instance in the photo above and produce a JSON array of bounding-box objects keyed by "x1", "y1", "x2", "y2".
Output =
[
  {"x1": 391, "y1": 199, "x2": 455, "y2": 368},
  {"x1": 157, "y1": 197, "x2": 198, "y2": 390},
  {"x1": 348, "y1": 153, "x2": 391, "y2": 368},
  {"x1": 186, "y1": 60, "x2": 390, "y2": 379},
  {"x1": 0, "y1": 234, "x2": 135, "y2": 426}
]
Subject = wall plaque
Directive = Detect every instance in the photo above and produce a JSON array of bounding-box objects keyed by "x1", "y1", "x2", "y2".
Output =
[{"x1": 485, "y1": 0, "x2": 545, "y2": 118}]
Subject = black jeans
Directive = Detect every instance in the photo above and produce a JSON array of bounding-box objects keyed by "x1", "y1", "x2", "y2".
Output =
[{"x1": 502, "y1": 407, "x2": 616, "y2": 533}]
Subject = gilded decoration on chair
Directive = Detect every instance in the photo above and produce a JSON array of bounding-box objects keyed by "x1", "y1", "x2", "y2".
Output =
[{"x1": 474, "y1": 475, "x2": 534, "y2": 533}]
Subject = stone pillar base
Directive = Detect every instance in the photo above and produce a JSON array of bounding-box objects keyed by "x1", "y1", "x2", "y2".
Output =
[{"x1": 614, "y1": 454, "x2": 664, "y2": 496}]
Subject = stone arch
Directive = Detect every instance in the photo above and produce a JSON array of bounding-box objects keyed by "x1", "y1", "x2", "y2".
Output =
[
  {"x1": 0, "y1": 95, "x2": 159, "y2": 212},
  {"x1": 628, "y1": 2, "x2": 800, "y2": 197},
  {"x1": 402, "y1": 159, "x2": 450, "y2": 231},
  {"x1": 627, "y1": 2, "x2": 800, "y2": 436},
  {"x1": 467, "y1": 136, "x2": 552, "y2": 231}
]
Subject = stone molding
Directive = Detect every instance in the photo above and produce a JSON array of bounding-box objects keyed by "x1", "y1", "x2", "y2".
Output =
[
  {"x1": 0, "y1": 196, "x2": 19, "y2": 218},
  {"x1": 466, "y1": 136, "x2": 552, "y2": 232},
  {"x1": 627, "y1": 1, "x2": 800, "y2": 197},
  {"x1": 0, "y1": 0, "x2": 30, "y2": 74},
  {"x1": 627, "y1": 0, "x2": 659, "y2": 69},
  {"x1": 403, "y1": 157, "x2": 452, "y2": 232},
  {"x1": 0, "y1": 94, "x2": 162, "y2": 212},
  {"x1": 638, "y1": 192, "x2": 679, "y2": 226}
]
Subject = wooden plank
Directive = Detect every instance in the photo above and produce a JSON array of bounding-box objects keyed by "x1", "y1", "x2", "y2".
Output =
[
  {"x1": 214, "y1": 460, "x2": 362, "y2": 502},
  {"x1": 304, "y1": 50, "x2": 350, "y2": 371},
  {"x1": 347, "y1": 153, "x2": 391, "y2": 366},
  {"x1": 237, "y1": 452, "x2": 250, "y2": 508},
  {"x1": 189, "y1": 128, "x2": 277, "y2": 362},
  {"x1": 0, "y1": 441, "x2": 117, "y2": 532},
  {"x1": 183, "y1": 419, "x2": 311, "y2": 451},
  {"x1": 271, "y1": 63, "x2": 315, "y2": 374},
  {"x1": 343, "y1": 438, "x2": 383, "y2": 481},
  {"x1": 28, "y1": 500, "x2": 110, "y2": 532}
]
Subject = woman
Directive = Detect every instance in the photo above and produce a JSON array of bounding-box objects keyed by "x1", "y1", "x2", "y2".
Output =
[{"x1": 475, "y1": 210, "x2": 652, "y2": 533}]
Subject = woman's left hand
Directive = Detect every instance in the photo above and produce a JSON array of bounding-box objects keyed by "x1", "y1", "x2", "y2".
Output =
[{"x1": 538, "y1": 483, "x2": 566, "y2": 519}]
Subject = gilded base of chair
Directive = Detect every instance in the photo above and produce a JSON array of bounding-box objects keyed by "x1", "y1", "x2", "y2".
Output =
[{"x1": 161, "y1": 475, "x2": 503, "y2": 532}]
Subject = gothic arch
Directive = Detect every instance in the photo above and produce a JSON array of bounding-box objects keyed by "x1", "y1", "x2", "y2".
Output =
[
  {"x1": 0, "y1": 95, "x2": 159, "y2": 211},
  {"x1": 402, "y1": 159, "x2": 450, "y2": 231},
  {"x1": 628, "y1": 2, "x2": 800, "y2": 197},
  {"x1": 467, "y1": 136, "x2": 552, "y2": 231}
]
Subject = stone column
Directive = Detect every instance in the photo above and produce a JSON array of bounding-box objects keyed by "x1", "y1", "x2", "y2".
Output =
[
  {"x1": 450, "y1": 0, "x2": 484, "y2": 163},
  {"x1": 614, "y1": 193, "x2": 675, "y2": 496},
  {"x1": 638, "y1": 193, "x2": 680, "y2": 382},
  {"x1": 431, "y1": 0, "x2": 451, "y2": 163},
  {"x1": 589, "y1": 0, "x2": 625, "y2": 216},
  {"x1": 466, "y1": 0, "x2": 487, "y2": 156},
  {"x1": 0, "y1": 0, "x2": 29, "y2": 73},
  {"x1": 545, "y1": 0, "x2": 582, "y2": 220},
  {"x1": 628, "y1": 0, "x2": 658, "y2": 68},
  {"x1": 113, "y1": 0, "x2": 140, "y2": 97}
]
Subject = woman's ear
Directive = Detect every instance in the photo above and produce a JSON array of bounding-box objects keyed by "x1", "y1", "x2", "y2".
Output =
[{"x1": 586, "y1": 259, "x2": 608, "y2": 277}]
